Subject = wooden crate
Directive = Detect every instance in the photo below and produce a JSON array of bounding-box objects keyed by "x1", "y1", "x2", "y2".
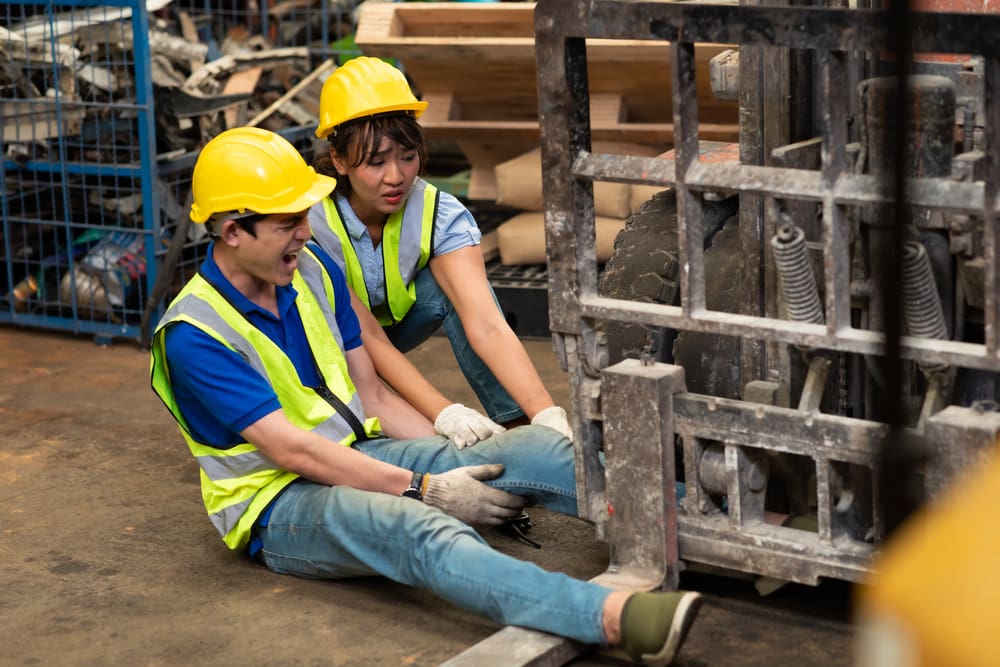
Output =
[{"x1": 355, "y1": 2, "x2": 738, "y2": 199}]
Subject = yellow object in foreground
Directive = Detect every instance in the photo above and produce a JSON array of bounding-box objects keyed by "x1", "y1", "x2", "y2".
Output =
[{"x1": 855, "y1": 448, "x2": 1000, "y2": 666}]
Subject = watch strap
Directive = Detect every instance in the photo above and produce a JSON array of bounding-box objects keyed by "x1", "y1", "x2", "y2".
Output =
[{"x1": 401, "y1": 470, "x2": 425, "y2": 501}]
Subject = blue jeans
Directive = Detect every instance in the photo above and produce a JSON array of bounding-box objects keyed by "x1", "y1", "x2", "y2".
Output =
[
  {"x1": 384, "y1": 267, "x2": 524, "y2": 423},
  {"x1": 256, "y1": 425, "x2": 611, "y2": 645}
]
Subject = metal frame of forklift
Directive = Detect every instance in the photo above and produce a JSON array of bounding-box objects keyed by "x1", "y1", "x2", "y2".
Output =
[{"x1": 444, "y1": 2, "x2": 1000, "y2": 665}]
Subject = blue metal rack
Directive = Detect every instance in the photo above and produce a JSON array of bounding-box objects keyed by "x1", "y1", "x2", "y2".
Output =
[
  {"x1": 1, "y1": 0, "x2": 160, "y2": 343},
  {"x1": 1, "y1": 1, "x2": 359, "y2": 344}
]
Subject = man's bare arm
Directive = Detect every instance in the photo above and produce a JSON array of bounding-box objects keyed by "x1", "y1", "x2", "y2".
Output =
[{"x1": 241, "y1": 410, "x2": 412, "y2": 493}]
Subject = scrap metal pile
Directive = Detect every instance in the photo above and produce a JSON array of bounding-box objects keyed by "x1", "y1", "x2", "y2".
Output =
[
  {"x1": 1, "y1": 0, "x2": 359, "y2": 330},
  {"x1": 1, "y1": 0, "x2": 353, "y2": 161}
]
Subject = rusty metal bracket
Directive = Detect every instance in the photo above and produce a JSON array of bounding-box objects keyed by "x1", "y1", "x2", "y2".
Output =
[
  {"x1": 443, "y1": 359, "x2": 685, "y2": 666},
  {"x1": 440, "y1": 627, "x2": 584, "y2": 667},
  {"x1": 924, "y1": 404, "x2": 1000, "y2": 495},
  {"x1": 600, "y1": 359, "x2": 686, "y2": 592}
]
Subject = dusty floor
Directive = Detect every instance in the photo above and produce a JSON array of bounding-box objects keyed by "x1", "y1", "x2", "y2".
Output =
[{"x1": 2, "y1": 325, "x2": 854, "y2": 666}]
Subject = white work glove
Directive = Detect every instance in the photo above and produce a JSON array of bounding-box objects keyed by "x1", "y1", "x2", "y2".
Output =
[
  {"x1": 434, "y1": 403, "x2": 505, "y2": 449},
  {"x1": 530, "y1": 406, "x2": 574, "y2": 440},
  {"x1": 423, "y1": 464, "x2": 527, "y2": 526}
]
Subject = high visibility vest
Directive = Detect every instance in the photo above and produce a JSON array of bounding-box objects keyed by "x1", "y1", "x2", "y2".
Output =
[
  {"x1": 312, "y1": 178, "x2": 437, "y2": 326},
  {"x1": 149, "y1": 246, "x2": 381, "y2": 550}
]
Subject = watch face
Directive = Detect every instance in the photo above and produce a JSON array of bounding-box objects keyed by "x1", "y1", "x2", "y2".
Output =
[{"x1": 401, "y1": 488, "x2": 422, "y2": 501}]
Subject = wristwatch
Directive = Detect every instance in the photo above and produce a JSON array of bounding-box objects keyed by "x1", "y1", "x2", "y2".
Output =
[{"x1": 401, "y1": 470, "x2": 425, "y2": 501}]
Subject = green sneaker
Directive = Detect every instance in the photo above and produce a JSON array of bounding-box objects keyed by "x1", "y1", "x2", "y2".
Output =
[{"x1": 619, "y1": 590, "x2": 703, "y2": 666}]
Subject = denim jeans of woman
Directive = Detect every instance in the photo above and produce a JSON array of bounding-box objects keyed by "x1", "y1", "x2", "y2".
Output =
[
  {"x1": 256, "y1": 425, "x2": 611, "y2": 645},
  {"x1": 384, "y1": 267, "x2": 524, "y2": 423}
]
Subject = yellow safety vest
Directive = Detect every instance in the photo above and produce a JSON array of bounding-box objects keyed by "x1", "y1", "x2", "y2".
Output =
[
  {"x1": 312, "y1": 178, "x2": 437, "y2": 326},
  {"x1": 149, "y1": 246, "x2": 381, "y2": 550}
]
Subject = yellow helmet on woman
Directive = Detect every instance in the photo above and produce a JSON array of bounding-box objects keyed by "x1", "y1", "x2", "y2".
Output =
[
  {"x1": 315, "y1": 56, "x2": 428, "y2": 140},
  {"x1": 189, "y1": 127, "x2": 336, "y2": 224}
]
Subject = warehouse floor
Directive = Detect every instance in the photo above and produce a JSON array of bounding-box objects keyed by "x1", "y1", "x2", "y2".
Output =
[{"x1": 2, "y1": 325, "x2": 854, "y2": 666}]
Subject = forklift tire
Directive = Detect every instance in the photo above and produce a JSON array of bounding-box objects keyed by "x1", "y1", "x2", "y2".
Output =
[
  {"x1": 599, "y1": 188, "x2": 737, "y2": 374},
  {"x1": 599, "y1": 189, "x2": 680, "y2": 365}
]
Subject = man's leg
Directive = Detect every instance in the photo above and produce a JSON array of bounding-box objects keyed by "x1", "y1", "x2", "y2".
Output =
[
  {"x1": 386, "y1": 268, "x2": 524, "y2": 424},
  {"x1": 354, "y1": 425, "x2": 577, "y2": 516},
  {"x1": 258, "y1": 481, "x2": 610, "y2": 644},
  {"x1": 261, "y1": 440, "x2": 703, "y2": 663}
]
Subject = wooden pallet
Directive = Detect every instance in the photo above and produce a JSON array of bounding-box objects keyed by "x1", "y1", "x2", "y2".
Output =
[{"x1": 355, "y1": 1, "x2": 738, "y2": 199}]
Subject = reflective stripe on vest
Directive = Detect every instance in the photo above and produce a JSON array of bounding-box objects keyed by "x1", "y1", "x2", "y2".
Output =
[
  {"x1": 149, "y1": 246, "x2": 380, "y2": 550},
  {"x1": 314, "y1": 178, "x2": 437, "y2": 326}
]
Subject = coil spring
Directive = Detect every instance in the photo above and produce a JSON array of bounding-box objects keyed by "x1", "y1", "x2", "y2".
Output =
[
  {"x1": 771, "y1": 223, "x2": 824, "y2": 325},
  {"x1": 901, "y1": 241, "x2": 948, "y2": 373}
]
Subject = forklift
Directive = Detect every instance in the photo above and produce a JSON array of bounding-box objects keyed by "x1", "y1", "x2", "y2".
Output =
[{"x1": 444, "y1": 0, "x2": 1000, "y2": 664}]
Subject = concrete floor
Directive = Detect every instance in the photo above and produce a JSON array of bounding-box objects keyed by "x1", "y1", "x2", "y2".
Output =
[{"x1": 2, "y1": 325, "x2": 854, "y2": 666}]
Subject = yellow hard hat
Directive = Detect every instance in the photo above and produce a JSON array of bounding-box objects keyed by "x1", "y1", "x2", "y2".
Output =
[
  {"x1": 315, "y1": 56, "x2": 428, "y2": 140},
  {"x1": 189, "y1": 127, "x2": 336, "y2": 224}
]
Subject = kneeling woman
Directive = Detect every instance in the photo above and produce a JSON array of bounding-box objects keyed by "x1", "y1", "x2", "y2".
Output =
[{"x1": 307, "y1": 56, "x2": 571, "y2": 439}]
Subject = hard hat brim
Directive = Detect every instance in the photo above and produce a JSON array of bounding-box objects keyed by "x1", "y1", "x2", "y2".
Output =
[
  {"x1": 190, "y1": 172, "x2": 336, "y2": 224},
  {"x1": 315, "y1": 102, "x2": 429, "y2": 139},
  {"x1": 281, "y1": 173, "x2": 337, "y2": 214}
]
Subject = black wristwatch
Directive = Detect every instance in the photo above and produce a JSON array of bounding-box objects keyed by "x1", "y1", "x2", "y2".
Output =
[{"x1": 401, "y1": 470, "x2": 425, "y2": 501}]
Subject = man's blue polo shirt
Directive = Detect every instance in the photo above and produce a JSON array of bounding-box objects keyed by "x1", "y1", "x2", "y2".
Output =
[{"x1": 162, "y1": 240, "x2": 363, "y2": 555}]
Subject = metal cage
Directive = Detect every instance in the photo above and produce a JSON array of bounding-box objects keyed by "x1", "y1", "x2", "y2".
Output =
[
  {"x1": 1, "y1": 0, "x2": 160, "y2": 342},
  {"x1": 1, "y1": 0, "x2": 361, "y2": 344}
]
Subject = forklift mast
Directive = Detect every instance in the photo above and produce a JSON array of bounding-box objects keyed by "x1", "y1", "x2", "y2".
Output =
[
  {"x1": 443, "y1": 1, "x2": 1000, "y2": 665},
  {"x1": 535, "y1": 0, "x2": 1000, "y2": 594},
  {"x1": 535, "y1": 0, "x2": 1000, "y2": 587}
]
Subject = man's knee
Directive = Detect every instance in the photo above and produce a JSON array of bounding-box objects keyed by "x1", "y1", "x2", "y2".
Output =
[{"x1": 490, "y1": 425, "x2": 574, "y2": 465}]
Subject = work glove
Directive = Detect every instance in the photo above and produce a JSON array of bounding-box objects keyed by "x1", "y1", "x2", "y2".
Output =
[
  {"x1": 530, "y1": 405, "x2": 573, "y2": 440},
  {"x1": 434, "y1": 403, "x2": 505, "y2": 449},
  {"x1": 423, "y1": 464, "x2": 527, "y2": 526}
]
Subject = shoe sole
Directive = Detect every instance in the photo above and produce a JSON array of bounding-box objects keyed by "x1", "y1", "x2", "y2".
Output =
[{"x1": 640, "y1": 591, "x2": 703, "y2": 667}]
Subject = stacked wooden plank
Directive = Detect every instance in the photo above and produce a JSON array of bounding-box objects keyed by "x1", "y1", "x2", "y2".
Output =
[{"x1": 354, "y1": 1, "x2": 738, "y2": 199}]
